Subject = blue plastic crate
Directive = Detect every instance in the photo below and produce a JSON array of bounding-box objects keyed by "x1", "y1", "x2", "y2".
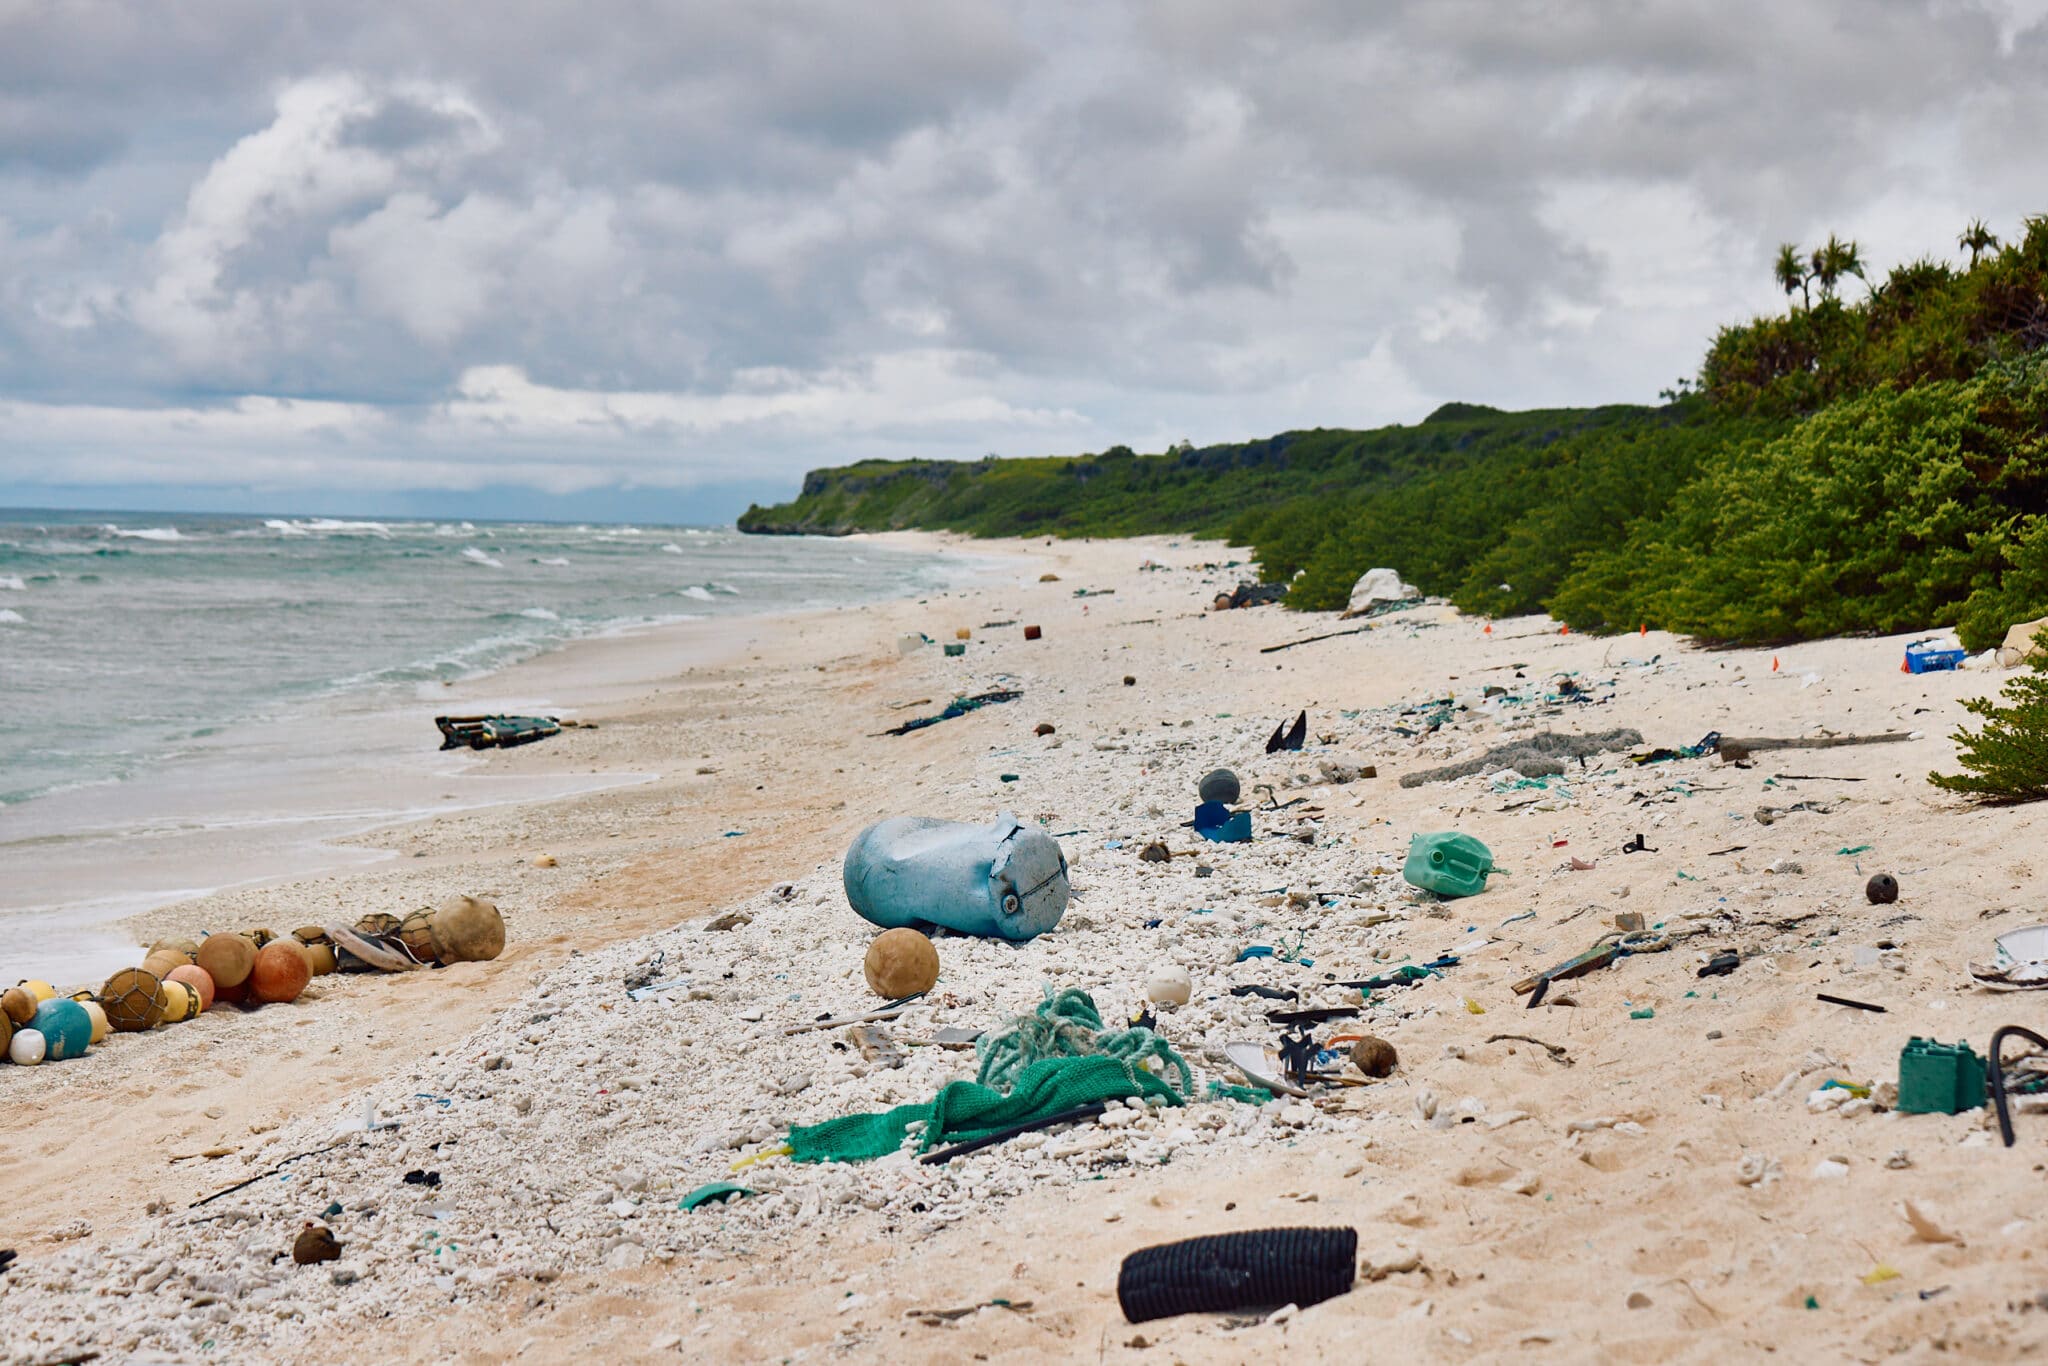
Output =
[{"x1": 1904, "y1": 639, "x2": 1966, "y2": 674}]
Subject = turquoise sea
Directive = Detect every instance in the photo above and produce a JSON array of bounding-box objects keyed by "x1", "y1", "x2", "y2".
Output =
[{"x1": 0, "y1": 509, "x2": 962, "y2": 978}]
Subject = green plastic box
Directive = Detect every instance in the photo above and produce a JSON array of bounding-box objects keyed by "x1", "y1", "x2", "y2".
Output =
[{"x1": 1896, "y1": 1037, "x2": 1986, "y2": 1114}]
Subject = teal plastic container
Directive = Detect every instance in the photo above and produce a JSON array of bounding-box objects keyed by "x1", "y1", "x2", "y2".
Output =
[
  {"x1": 1897, "y1": 1037, "x2": 1986, "y2": 1114},
  {"x1": 1403, "y1": 832, "x2": 1495, "y2": 898}
]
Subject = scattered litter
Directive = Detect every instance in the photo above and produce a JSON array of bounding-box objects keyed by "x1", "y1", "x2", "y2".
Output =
[
  {"x1": 1969, "y1": 926, "x2": 2048, "y2": 990},
  {"x1": 435, "y1": 714, "x2": 561, "y2": 750},
  {"x1": 679, "y1": 1182, "x2": 754, "y2": 1211},
  {"x1": 1400, "y1": 729, "x2": 1644, "y2": 788},
  {"x1": 880, "y1": 690, "x2": 1023, "y2": 737}
]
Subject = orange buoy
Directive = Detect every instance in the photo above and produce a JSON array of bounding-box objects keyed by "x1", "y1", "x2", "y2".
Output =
[
  {"x1": 166, "y1": 964, "x2": 216, "y2": 1013},
  {"x1": 249, "y1": 939, "x2": 311, "y2": 1004}
]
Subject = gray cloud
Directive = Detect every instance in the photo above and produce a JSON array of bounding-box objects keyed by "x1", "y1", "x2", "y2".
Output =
[{"x1": 2, "y1": 0, "x2": 2046, "y2": 513}]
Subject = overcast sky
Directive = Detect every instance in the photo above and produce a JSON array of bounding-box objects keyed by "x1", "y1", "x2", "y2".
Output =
[{"x1": 4, "y1": 0, "x2": 2047, "y2": 521}]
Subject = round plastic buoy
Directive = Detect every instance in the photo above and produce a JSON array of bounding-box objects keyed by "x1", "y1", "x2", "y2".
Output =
[
  {"x1": 142, "y1": 948, "x2": 189, "y2": 980},
  {"x1": 1866, "y1": 873, "x2": 1899, "y2": 905},
  {"x1": 430, "y1": 895, "x2": 507, "y2": 964},
  {"x1": 31, "y1": 998, "x2": 92, "y2": 1060},
  {"x1": 250, "y1": 940, "x2": 311, "y2": 1004},
  {"x1": 100, "y1": 968, "x2": 169, "y2": 1032},
  {"x1": 1198, "y1": 769, "x2": 1241, "y2": 805},
  {"x1": 166, "y1": 964, "x2": 215, "y2": 1013},
  {"x1": 21, "y1": 979, "x2": 56, "y2": 1004},
  {"x1": 160, "y1": 980, "x2": 200, "y2": 1023},
  {"x1": 1146, "y1": 965, "x2": 1193, "y2": 1006},
  {"x1": 863, "y1": 928, "x2": 939, "y2": 999},
  {"x1": 1, "y1": 987, "x2": 35, "y2": 1028},
  {"x1": 197, "y1": 933, "x2": 257, "y2": 990},
  {"x1": 80, "y1": 1000, "x2": 110, "y2": 1045},
  {"x1": 10, "y1": 1028, "x2": 47, "y2": 1066},
  {"x1": 150, "y1": 937, "x2": 200, "y2": 963}
]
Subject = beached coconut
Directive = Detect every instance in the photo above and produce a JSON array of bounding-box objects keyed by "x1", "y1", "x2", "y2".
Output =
[
  {"x1": 1, "y1": 987, "x2": 35, "y2": 1028},
  {"x1": 863, "y1": 928, "x2": 939, "y2": 999},
  {"x1": 166, "y1": 964, "x2": 215, "y2": 1012},
  {"x1": 1352, "y1": 1035, "x2": 1399, "y2": 1078},
  {"x1": 250, "y1": 940, "x2": 311, "y2": 1004},
  {"x1": 148, "y1": 938, "x2": 199, "y2": 964},
  {"x1": 293, "y1": 1224, "x2": 342, "y2": 1265},
  {"x1": 196, "y1": 933, "x2": 256, "y2": 991},
  {"x1": 80, "y1": 1000, "x2": 109, "y2": 1045},
  {"x1": 100, "y1": 968, "x2": 168, "y2": 1032},
  {"x1": 430, "y1": 895, "x2": 506, "y2": 964},
  {"x1": 141, "y1": 949, "x2": 188, "y2": 980},
  {"x1": 1145, "y1": 964, "x2": 1193, "y2": 1006},
  {"x1": 10, "y1": 1028, "x2": 46, "y2": 1066}
]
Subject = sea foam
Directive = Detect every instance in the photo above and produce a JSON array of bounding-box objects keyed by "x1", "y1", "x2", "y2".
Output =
[
  {"x1": 462, "y1": 547, "x2": 505, "y2": 568},
  {"x1": 103, "y1": 525, "x2": 182, "y2": 541}
]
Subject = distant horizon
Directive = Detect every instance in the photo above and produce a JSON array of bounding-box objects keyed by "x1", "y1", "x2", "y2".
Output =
[{"x1": 0, "y1": 477, "x2": 793, "y2": 528}]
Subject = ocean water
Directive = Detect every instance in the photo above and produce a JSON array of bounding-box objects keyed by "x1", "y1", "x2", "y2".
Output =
[{"x1": 0, "y1": 509, "x2": 965, "y2": 979}]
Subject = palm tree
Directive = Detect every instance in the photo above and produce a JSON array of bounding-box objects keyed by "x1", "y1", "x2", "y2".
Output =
[
  {"x1": 1960, "y1": 218, "x2": 2001, "y2": 267},
  {"x1": 1774, "y1": 242, "x2": 1811, "y2": 309},
  {"x1": 1811, "y1": 234, "x2": 1867, "y2": 301}
]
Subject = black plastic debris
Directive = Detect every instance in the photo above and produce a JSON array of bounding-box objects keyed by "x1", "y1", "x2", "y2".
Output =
[
  {"x1": 1265, "y1": 711, "x2": 1308, "y2": 753},
  {"x1": 1118, "y1": 1227, "x2": 1358, "y2": 1323}
]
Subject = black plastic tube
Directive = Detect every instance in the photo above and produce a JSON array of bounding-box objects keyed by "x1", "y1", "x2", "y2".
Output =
[
  {"x1": 1117, "y1": 1227, "x2": 1357, "y2": 1323},
  {"x1": 1990, "y1": 1024, "x2": 2048, "y2": 1149}
]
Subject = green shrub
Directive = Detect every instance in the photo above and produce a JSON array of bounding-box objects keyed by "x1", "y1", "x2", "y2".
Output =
[{"x1": 1930, "y1": 656, "x2": 2048, "y2": 803}]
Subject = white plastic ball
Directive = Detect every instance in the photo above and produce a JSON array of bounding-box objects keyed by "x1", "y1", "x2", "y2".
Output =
[
  {"x1": 10, "y1": 1028, "x2": 47, "y2": 1066},
  {"x1": 1145, "y1": 965, "x2": 1193, "y2": 1006}
]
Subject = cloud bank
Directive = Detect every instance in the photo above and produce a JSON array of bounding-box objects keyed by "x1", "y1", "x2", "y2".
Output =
[{"x1": 4, "y1": 0, "x2": 2047, "y2": 516}]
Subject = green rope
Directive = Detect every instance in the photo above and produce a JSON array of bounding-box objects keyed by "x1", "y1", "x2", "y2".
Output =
[
  {"x1": 1205, "y1": 1080, "x2": 1275, "y2": 1105},
  {"x1": 975, "y1": 987, "x2": 1195, "y2": 1100}
]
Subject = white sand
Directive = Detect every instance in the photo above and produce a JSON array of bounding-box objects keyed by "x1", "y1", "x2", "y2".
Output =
[{"x1": 3, "y1": 532, "x2": 2046, "y2": 1364}]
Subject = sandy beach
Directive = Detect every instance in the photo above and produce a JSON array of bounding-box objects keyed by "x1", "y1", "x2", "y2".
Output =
[{"x1": 5, "y1": 530, "x2": 2047, "y2": 1364}]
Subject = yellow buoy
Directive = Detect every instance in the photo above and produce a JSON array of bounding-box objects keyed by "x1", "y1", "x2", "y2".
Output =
[
  {"x1": 22, "y1": 980, "x2": 57, "y2": 1004},
  {"x1": 160, "y1": 980, "x2": 200, "y2": 1023},
  {"x1": 80, "y1": 1000, "x2": 110, "y2": 1045}
]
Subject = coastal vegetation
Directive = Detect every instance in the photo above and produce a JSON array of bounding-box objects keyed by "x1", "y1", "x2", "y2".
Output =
[{"x1": 742, "y1": 217, "x2": 2048, "y2": 650}]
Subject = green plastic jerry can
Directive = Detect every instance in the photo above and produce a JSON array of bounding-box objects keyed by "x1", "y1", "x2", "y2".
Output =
[{"x1": 1404, "y1": 831, "x2": 1495, "y2": 898}]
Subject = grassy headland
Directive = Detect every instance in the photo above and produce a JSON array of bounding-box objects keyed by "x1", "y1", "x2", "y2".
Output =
[{"x1": 742, "y1": 218, "x2": 2048, "y2": 650}]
